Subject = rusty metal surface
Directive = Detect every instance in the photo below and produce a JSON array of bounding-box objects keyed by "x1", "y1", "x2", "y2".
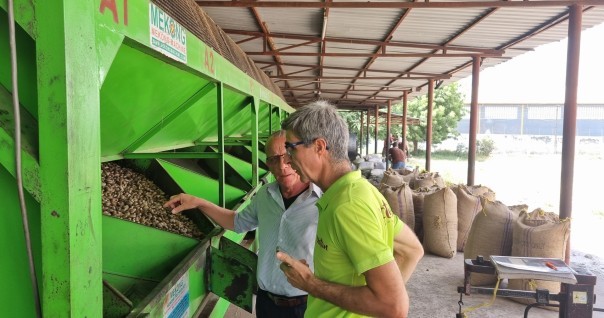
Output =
[{"x1": 197, "y1": 1, "x2": 604, "y2": 108}]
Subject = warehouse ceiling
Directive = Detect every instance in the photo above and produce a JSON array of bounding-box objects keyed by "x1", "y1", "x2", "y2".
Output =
[{"x1": 196, "y1": 1, "x2": 604, "y2": 110}]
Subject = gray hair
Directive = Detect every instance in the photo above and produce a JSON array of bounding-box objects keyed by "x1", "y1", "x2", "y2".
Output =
[
  {"x1": 266, "y1": 130, "x2": 286, "y2": 151},
  {"x1": 281, "y1": 100, "x2": 349, "y2": 162}
]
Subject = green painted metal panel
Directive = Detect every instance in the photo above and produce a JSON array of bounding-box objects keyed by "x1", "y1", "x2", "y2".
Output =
[
  {"x1": 0, "y1": 10, "x2": 37, "y2": 117},
  {"x1": 0, "y1": 165, "x2": 41, "y2": 317},
  {"x1": 224, "y1": 152, "x2": 263, "y2": 185},
  {"x1": 1, "y1": 0, "x2": 295, "y2": 316},
  {"x1": 128, "y1": 241, "x2": 211, "y2": 318},
  {"x1": 217, "y1": 82, "x2": 226, "y2": 207},
  {"x1": 100, "y1": 43, "x2": 215, "y2": 157},
  {"x1": 94, "y1": 0, "x2": 291, "y2": 112},
  {"x1": 0, "y1": 87, "x2": 41, "y2": 201},
  {"x1": 158, "y1": 159, "x2": 246, "y2": 209},
  {"x1": 123, "y1": 82, "x2": 217, "y2": 154},
  {"x1": 102, "y1": 216, "x2": 199, "y2": 282},
  {"x1": 223, "y1": 97, "x2": 254, "y2": 139},
  {"x1": 0, "y1": 0, "x2": 36, "y2": 39},
  {"x1": 37, "y1": 0, "x2": 103, "y2": 316},
  {"x1": 102, "y1": 273, "x2": 158, "y2": 309},
  {"x1": 251, "y1": 98, "x2": 259, "y2": 187},
  {"x1": 209, "y1": 237, "x2": 257, "y2": 313},
  {"x1": 202, "y1": 147, "x2": 266, "y2": 192}
]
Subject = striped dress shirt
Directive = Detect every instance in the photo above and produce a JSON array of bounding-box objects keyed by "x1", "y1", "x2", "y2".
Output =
[{"x1": 234, "y1": 182, "x2": 321, "y2": 297}]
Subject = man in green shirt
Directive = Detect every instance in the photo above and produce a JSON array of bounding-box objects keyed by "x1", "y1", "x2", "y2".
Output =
[{"x1": 277, "y1": 100, "x2": 424, "y2": 317}]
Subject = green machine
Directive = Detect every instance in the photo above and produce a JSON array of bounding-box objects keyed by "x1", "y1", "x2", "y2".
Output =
[{"x1": 0, "y1": 0, "x2": 293, "y2": 316}]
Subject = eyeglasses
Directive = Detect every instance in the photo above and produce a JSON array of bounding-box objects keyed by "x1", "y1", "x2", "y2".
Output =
[
  {"x1": 284, "y1": 140, "x2": 306, "y2": 156},
  {"x1": 284, "y1": 138, "x2": 329, "y2": 156},
  {"x1": 266, "y1": 154, "x2": 286, "y2": 166}
]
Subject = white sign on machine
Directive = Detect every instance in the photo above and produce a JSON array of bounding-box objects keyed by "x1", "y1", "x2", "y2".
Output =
[
  {"x1": 149, "y1": 3, "x2": 188, "y2": 63},
  {"x1": 163, "y1": 272, "x2": 190, "y2": 318}
]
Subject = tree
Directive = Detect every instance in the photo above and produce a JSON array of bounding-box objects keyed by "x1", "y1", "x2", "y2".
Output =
[
  {"x1": 402, "y1": 82, "x2": 467, "y2": 152},
  {"x1": 338, "y1": 82, "x2": 466, "y2": 154}
]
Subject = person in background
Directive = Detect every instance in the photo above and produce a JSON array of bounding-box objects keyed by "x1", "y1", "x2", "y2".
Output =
[
  {"x1": 399, "y1": 137, "x2": 410, "y2": 158},
  {"x1": 381, "y1": 134, "x2": 396, "y2": 157},
  {"x1": 164, "y1": 130, "x2": 321, "y2": 318},
  {"x1": 277, "y1": 100, "x2": 424, "y2": 318},
  {"x1": 389, "y1": 141, "x2": 407, "y2": 169}
]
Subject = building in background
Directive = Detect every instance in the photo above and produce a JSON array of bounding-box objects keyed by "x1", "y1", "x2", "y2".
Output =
[{"x1": 457, "y1": 103, "x2": 604, "y2": 137}]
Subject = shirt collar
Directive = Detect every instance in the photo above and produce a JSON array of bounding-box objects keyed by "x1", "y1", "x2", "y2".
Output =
[
  {"x1": 316, "y1": 170, "x2": 361, "y2": 211},
  {"x1": 267, "y1": 181, "x2": 322, "y2": 203}
]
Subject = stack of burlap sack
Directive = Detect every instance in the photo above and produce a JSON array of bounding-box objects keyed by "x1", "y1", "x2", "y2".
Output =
[
  {"x1": 377, "y1": 168, "x2": 570, "y2": 309},
  {"x1": 353, "y1": 155, "x2": 387, "y2": 187}
]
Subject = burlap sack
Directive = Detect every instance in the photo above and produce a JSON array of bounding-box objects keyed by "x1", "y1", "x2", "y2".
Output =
[
  {"x1": 381, "y1": 169, "x2": 407, "y2": 188},
  {"x1": 358, "y1": 161, "x2": 374, "y2": 170},
  {"x1": 423, "y1": 187, "x2": 458, "y2": 258},
  {"x1": 380, "y1": 183, "x2": 415, "y2": 230},
  {"x1": 508, "y1": 209, "x2": 571, "y2": 309},
  {"x1": 508, "y1": 204, "x2": 529, "y2": 215},
  {"x1": 433, "y1": 172, "x2": 446, "y2": 188},
  {"x1": 467, "y1": 184, "x2": 496, "y2": 201},
  {"x1": 464, "y1": 198, "x2": 517, "y2": 286},
  {"x1": 394, "y1": 166, "x2": 418, "y2": 177},
  {"x1": 412, "y1": 172, "x2": 437, "y2": 190},
  {"x1": 397, "y1": 167, "x2": 418, "y2": 184},
  {"x1": 412, "y1": 186, "x2": 440, "y2": 243},
  {"x1": 452, "y1": 184, "x2": 482, "y2": 252}
]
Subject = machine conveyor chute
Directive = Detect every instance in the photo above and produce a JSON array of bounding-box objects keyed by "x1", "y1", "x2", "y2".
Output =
[{"x1": 0, "y1": 0, "x2": 291, "y2": 316}]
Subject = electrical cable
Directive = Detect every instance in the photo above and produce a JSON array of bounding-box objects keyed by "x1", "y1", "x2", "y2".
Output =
[{"x1": 7, "y1": 0, "x2": 43, "y2": 316}]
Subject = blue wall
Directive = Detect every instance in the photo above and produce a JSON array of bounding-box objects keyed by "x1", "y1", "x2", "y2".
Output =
[{"x1": 457, "y1": 104, "x2": 604, "y2": 136}]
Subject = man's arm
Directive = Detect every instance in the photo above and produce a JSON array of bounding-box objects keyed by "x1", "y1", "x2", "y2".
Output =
[
  {"x1": 277, "y1": 253, "x2": 408, "y2": 318},
  {"x1": 164, "y1": 193, "x2": 236, "y2": 230},
  {"x1": 393, "y1": 223, "x2": 424, "y2": 283}
]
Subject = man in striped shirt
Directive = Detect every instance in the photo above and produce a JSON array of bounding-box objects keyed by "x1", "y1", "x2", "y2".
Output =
[{"x1": 164, "y1": 130, "x2": 321, "y2": 318}]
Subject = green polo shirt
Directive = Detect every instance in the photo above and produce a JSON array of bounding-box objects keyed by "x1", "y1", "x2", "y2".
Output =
[{"x1": 306, "y1": 170, "x2": 403, "y2": 318}]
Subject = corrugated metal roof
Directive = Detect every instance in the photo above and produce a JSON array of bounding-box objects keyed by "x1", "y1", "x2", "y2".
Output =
[{"x1": 197, "y1": 0, "x2": 604, "y2": 109}]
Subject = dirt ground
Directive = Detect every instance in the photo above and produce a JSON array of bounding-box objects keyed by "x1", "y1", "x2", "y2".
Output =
[{"x1": 222, "y1": 152, "x2": 604, "y2": 317}]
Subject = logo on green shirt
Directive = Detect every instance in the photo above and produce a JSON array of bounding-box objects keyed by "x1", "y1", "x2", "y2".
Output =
[{"x1": 317, "y1": 237, "x2": 328, "y2": 251}]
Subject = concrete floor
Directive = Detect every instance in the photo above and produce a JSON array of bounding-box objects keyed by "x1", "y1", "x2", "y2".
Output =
[{"x1": 222, "y1": 252, "x2": 604, "y2": 317}]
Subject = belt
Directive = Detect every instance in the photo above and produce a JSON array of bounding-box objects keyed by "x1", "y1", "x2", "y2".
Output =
[{"x1": 262, "y1": 289, "x2": 308, "y2": 307}]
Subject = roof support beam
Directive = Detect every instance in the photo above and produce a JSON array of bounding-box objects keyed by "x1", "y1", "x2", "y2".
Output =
[
  {"x1": 271, "y1": 75, "x2": 451, "y2": 80},
  {"x1": 426, "y1": 5, "x2": 595, "y2": 91},
  {"x1": 275, "y1": 39, "x2": 321, "y2": 52},
  {"x1": 248, "y1": 6, "x2": 298, "y2": 104},
  {"x1": 375, "y1": 7, "x2": 499, "y2": 101},
  {"x1": 198, "y1": 1, "x2": 604, "y2": 8},
  {"x1": 343, "y1": 4, "x2": 414, "y2": 101},
  {"x1": 247, "y1": 52, "x2": 502, "y2": 58},
  {"x1": 560, "y1": 4, "x2": 582, "y2": 264},
  {"x1": 223, "y1": 29, "x2": 504, "y2": 54},
  {"x1": 288, "y1": 97, "x2": 393, "y2": 104},
  {"x1": 281, "y1": 88, "x2": 411, "y2": 93},
  {"x1": 256, "y1": 61, "x2": 449, "y2": 76},
  {"x1": 318, "y1": 0, "x2": 332, "y2": 99},
  {"x1": 467, "y1": 56, "x2": 481, "y2": 187}
]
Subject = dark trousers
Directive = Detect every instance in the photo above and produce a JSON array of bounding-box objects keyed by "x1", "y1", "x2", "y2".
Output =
[{"x1": 256, "y1": 289, "x2": 307, "y2": 318}]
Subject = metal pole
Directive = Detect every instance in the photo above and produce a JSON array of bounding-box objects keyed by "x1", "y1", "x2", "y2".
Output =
[
  {"x1": 374, "y1": 105, "x2": 379, "y2": 155},
  {"x1": 426, "y1": 80, "x2": 434, "y2": 172},
  {"x1": 360, "y1": 111, "x2": 364, "y2": 156},
  {"x1": 366, "y1": 109, "x2": 370, "y2": 156},
  {"x1": 251, "y1": 97, "x2": 259, "y2": 187},
  {"x1": 560, "y1": 4, "x2": 582, "y2": 264},
  {"x1": 386, "y1": 100, "x2": 392, "y2": 169},
  {"x1": 217, "y1": 83, "x2": 225, "y2": 207},
  {"x1": 402, "y1": 91, "x2": 408, "y2": 146},
  {"x1": 467, "y1": 56, "x2": 481, "y2": 185}
]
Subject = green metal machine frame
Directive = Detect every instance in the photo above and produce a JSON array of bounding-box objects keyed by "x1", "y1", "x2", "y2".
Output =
[{"x1": 0, "y1": 0, "x2": 292, "y2": 316}]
